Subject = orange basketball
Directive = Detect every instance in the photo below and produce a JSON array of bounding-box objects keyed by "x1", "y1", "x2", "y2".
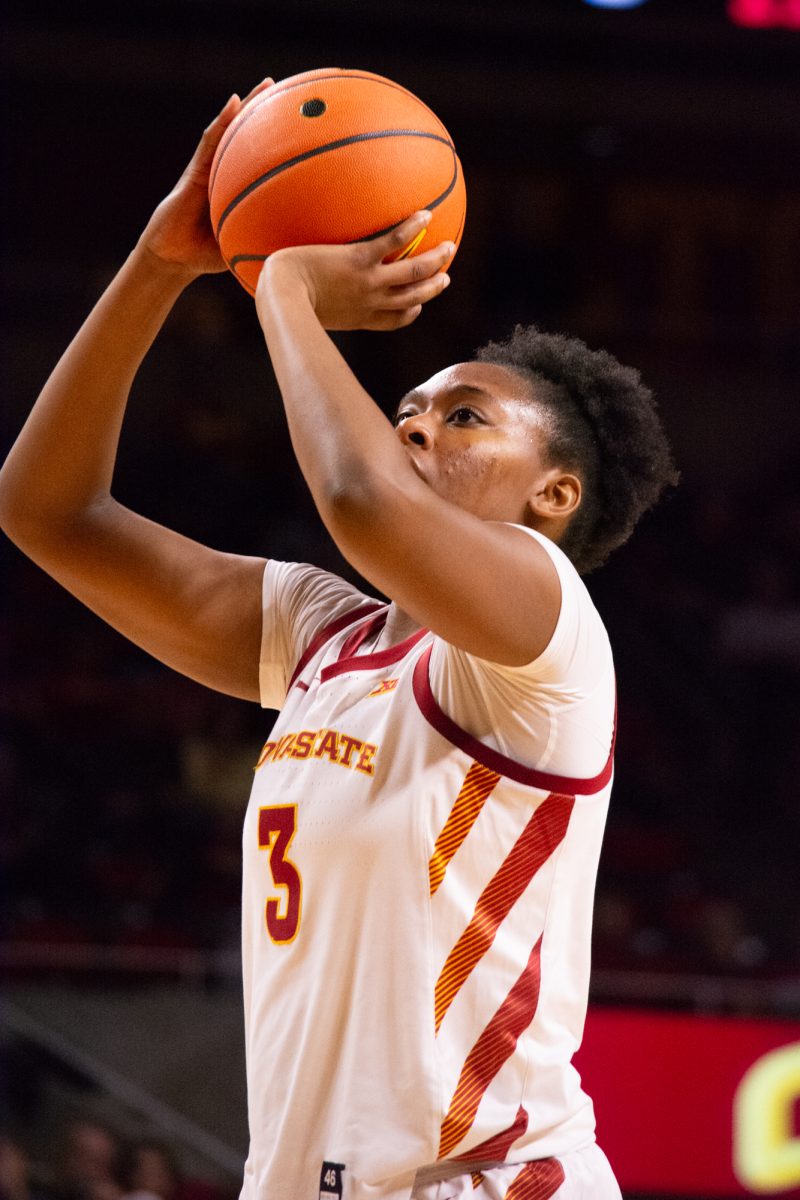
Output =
[{"x1": 209, "y1": 68, "x2": 466, "y2": 295}]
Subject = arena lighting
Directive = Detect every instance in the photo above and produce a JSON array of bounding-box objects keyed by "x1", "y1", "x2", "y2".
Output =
[
  {"x1": 582, "y1": 0, "x2": 650, "y2": 8},
  {"x1": 728, "y1": 0, "x2": 800, "y2": 27}
]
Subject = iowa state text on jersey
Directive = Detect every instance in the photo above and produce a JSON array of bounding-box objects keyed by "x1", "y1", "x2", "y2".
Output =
[{"x1": 254, "y1": 727, "x2": 379, "y2": 776}]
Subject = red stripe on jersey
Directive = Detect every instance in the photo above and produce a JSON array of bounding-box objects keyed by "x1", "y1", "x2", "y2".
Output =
[
  {"x1": 338, "y1": 610, "x2": 387, "y2": 661},
  {"x1": 453, "y1": 1105, "x2": 529, "y2": 1163},
  {"x1": 438, "y1": 935, "x2": 543, "y2": 1159},
  {"x1": 320, "y1": 626, "x2": 428, "y2": 683},
  {"x1": 504, "y1": 1160, "x2": 565, "y2": 1200},
  {"x1": 429, "y1": 763, "x2": 500, "y2": 896},
  {"x1": 413, "y1": 645, "x2": 615, "y2": 794},
  {"x1": 287, "y1": 604, "x2": 384, "y2": 692},
  {"x1": 434, "y1": 793, "x2": 574, "y2": 1033}
]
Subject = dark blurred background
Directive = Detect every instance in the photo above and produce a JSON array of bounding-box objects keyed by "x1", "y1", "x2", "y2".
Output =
[{"x1": 2, "y1": 2, "x2": 800, "y2": 1198}]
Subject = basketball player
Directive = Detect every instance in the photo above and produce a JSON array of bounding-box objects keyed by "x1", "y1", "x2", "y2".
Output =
[{"x1": 0, "y1": 85, "x2": 677, "y2": 1200}]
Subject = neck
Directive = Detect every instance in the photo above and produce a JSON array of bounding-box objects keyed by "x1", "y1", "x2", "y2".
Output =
[{"x1": 525, "y1": 513, "x2": 565, "y2": 547}]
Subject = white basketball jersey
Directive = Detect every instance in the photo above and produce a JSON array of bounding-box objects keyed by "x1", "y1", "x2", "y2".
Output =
[{"x1": 240, "y1": 530, "x2": 615, "y2": 1200}]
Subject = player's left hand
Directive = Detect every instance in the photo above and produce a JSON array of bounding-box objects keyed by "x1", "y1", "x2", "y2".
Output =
[
  {"x1": 139, "y1": 77, "x2": 275, "y2": 280},
  {"x1": 256, "y1": 211, "x2": 454, "y2": 331}
]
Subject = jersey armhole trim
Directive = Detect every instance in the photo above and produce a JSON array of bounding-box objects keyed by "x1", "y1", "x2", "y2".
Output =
[
  {"x1": 412, "y1": 644, "x2": 616, "y2": 794},
  {"x1": 320, "y1": 625, "x2": 429, "y2": 683},
  {"x1": 286, "y1": 603, "x2": 384, "y2": 694}
]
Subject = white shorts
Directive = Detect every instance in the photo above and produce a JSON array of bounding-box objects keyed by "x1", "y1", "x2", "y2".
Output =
[{"x1": 411, "y1": 1143, "x2": 622, "y2": 1200}]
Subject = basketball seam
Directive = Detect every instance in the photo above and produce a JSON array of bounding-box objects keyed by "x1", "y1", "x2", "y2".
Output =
[
  {"x1": 228, "y1": 254, "x2": 263, "y2": 295},
  {"x1": 226, "y1": 150, "x2": 461, "y2": 291},
  {"x1": 215, "y1": 129, "x2": 455, "y2": 239},
  {"x1": 356, "y1": 148, "x2": 460, "y2": 241},
  {"x1": 209, "y1": 71, "x2": 450, "y2": 199}
]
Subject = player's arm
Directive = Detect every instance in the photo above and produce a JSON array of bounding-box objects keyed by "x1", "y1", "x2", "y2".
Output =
[
  {"x1": 254, "y1": 216, "x2": 564, "y2": 668},
  {"x1": 0, "y1": 86, "x2": 274, "y2": 702}
]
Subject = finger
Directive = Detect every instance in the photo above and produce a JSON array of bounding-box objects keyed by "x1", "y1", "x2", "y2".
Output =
[
  {"x1": 370, "y1": 210, "x2": 433, "y2": 263},
  {"x1": 394, "y1": 305, "x2": 424, "y2": 328},
  {"x1": 200, "y1": 77, "x2": 273, "y2": 153},
  {"x1": 380, "y1": 272, "x2": 451, "y2": 311},
  {"x1": 369, "y1": 305, "x2": 424, "y2": 332},
  {"x1": 188, "y1": 79, "x2": 274, "y2": 178},
  {"x1": 381, "y1": 240, "x2": 456, "y2": 287},
  {"x1": 210, "y1": 93, "x2": 242, "y2": 134},
  {"x1": 185, "y1": 93, "x2": 241, "y2": 176},
  {"x1": 240, "y1": 76, "x2": 276, "y2": 109}
]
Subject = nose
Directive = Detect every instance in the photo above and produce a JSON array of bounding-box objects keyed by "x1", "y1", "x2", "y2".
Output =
[{"x1": 397, "y1": 414, "x2": 433, "y2": 450}]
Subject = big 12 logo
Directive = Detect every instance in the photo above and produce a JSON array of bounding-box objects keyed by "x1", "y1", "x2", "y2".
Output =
[{"x1": 734, "y1": 1041, "x2": 800, "y2": 1192}]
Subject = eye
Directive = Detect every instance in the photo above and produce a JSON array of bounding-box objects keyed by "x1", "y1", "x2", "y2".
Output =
[
  {"x1": 449, "y1": 406, "x2": 479, "y2": 424},
  {"x1": 393, "y1": 410, "x2": 413, "y2": 426}
]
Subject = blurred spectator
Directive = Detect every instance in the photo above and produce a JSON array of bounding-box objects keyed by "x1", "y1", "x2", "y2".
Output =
[
  {"x1": 119, "y1": 1142, "x2": 177, "y2": 1200},
  {"x1": 690, "y1": 897, "x2": 769, "y2": 974},
  {"x1": 53, "y1": 1122, "x2": 122, "y2": 1200},
  {"x1": 118, "y1": 1142, "x2": 223, "y2": 1200},
  {"x1": 0, "y1": 1137, "x2": 49, "y2": 1200},
  {"x1": 717, "y1": 557, "x2": 800, "y2": 670}
]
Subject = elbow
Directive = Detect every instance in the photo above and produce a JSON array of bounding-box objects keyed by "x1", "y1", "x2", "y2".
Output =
[
  {"x1": 0, "y1": 499, "x2": 52, "y2": 557},
  {"x1": 323, "y1": 475, "x2": 383, "y2": 529},
  {"x1": 0, "y1": 469, "x2": 45, "y2": 549},
  {"x1": 0, "y1": 478, "x2": 104, "y2": 559},
  {"x1": 319, "y1": 470, "x2": 413, "y2": 545},
  {"x1": 0, "y1": 459, "x2": 48, "y2": 547},
  {"x1": 0, "y1": 474, "x2": 27, "y2": 545}
]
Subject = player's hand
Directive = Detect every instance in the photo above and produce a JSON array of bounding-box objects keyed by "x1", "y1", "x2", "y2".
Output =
[
  {"x1": 257, "y1": 212, "x2": 454, "y2": 331},
  {"x1": 137, "y1": 79, "x2": 275, "y2": 280}
]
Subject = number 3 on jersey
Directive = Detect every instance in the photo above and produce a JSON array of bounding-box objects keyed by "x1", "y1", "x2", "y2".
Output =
[{"x1": 258, "y1": 805, "x2": 302, "y2": 944}]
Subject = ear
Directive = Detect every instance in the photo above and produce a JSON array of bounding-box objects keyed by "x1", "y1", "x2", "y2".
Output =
[{"x1": 527, "y1": 467, "x2": 582, "y2": 522}]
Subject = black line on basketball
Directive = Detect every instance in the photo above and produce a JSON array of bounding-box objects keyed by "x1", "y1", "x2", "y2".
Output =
[
  {"x1": 215, "y1": 129, "x2": 454, "y2": 238},
  {"x1": 210, "y1": 71, "x2": 446, "y2": 198},
  {"x1": 230, "y1": 253, "x2": 267, "y2": 267},
  {"x1": 228, "y1": 253, "x2": 266, "y2": 295},
  {"x1": 353, "y1": 149, "x2": 460, "y2": 243},
  {"x1": 230, "y1": 253, "x2": 266, "y2": 285},
  {"x1": 226, "y1": 148, "x2": 460, "y2": 289}
]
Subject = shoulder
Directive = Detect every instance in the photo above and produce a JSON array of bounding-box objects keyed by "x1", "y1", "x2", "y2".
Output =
[
  {"x1": 429, "y1": 525, "x2": 611, "y2": 699},
  {"x1": 260, "y1": 560, "x2": 379, "y2": 709},
  {"x1": 509, "y1": 526, "x2": 610, "y2": 682},
  {"x1": 427, "y1": 529, "x2": 614, "y2": 775},
  {"x1": 263, "y1": 559, "x2": 374, "y2": 630}
]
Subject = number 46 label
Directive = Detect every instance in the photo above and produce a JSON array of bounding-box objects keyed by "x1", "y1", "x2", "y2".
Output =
[{"x1": 319, "y1": 1161, "x2": 345, "y2": 1200}]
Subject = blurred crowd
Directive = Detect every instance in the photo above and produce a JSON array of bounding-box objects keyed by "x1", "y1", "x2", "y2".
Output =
[
  {"x1": 590, "y1": 470, "x2": 800, "y2": 979},
  {"x1": 3, "y1": 423, "x2": 800, "y2": 986},
  {"x1": 0, "y1": 1124, "x2": 231, "y2": 1200},
  {"x1": 2, "y1": 238, "x2": 800, "y2": 993}
]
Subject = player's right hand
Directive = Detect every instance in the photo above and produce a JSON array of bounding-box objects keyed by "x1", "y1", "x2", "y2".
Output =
[
  {"x1": 137, "y1": 79, "x2": 274, "y2": 280},
  {"x1": 258, "y1": 212, "x2": 454, "y2": 332}
]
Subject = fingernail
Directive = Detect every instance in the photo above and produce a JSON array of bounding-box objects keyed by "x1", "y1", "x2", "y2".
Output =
[{"x1": 442, "y1": 275, "x2": 451, "y2": 288}]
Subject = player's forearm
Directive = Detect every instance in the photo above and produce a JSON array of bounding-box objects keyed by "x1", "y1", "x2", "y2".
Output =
[
  {"x1": 257, "y1": 266, "x2": 422, "y2": 528},
  {"x1": 0, "y1": 245, "x2": 192, "y2": 547}
]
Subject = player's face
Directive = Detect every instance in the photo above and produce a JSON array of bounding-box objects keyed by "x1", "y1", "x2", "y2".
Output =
[{"x1": 393, "y1": 361, "x2": 557, "y2": 524}]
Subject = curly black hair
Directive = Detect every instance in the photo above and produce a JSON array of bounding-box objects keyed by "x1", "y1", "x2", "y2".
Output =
[{"x1": 475, "y1": 325, "x2": 679, "y2": 574}]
